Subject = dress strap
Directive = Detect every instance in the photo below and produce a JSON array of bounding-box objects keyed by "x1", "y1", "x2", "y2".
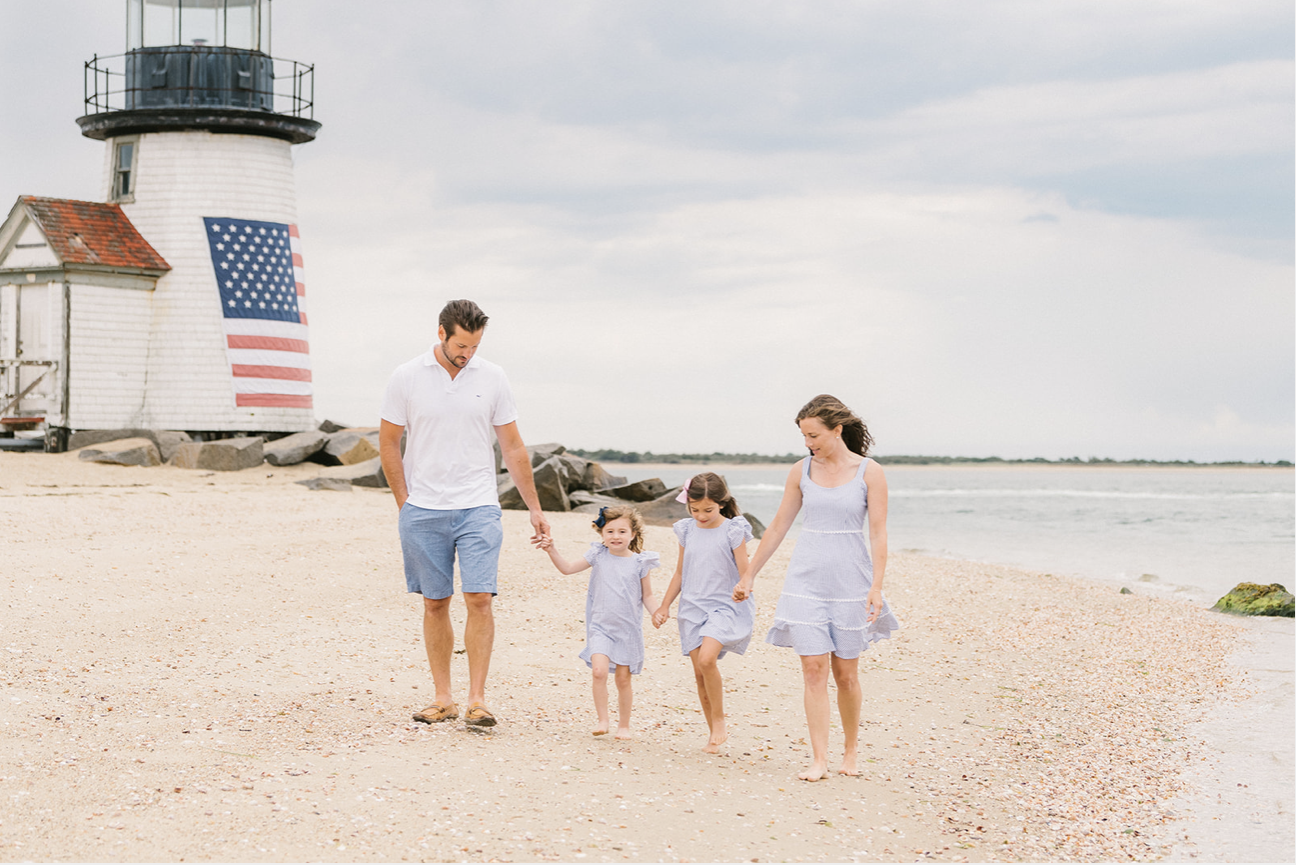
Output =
[
  {"x1": 855, "y1": 457, "x2": 870, "y2": 481},
  {"x1": 801, "y1": 457, "x2": 812, "y2": 479}
]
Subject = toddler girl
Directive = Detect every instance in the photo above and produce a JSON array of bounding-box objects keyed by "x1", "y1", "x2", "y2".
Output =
[
  {"x1": 537, "y1": 505, "x2": 660, "y2": 738},
  {"x1": 652, "y1": 472, "x2": 754, "y2": 753}
]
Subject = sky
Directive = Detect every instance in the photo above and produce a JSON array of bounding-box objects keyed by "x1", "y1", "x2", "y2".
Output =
[{"x1": 1, "y1": 1, "x2": 1292, "y2": 461}]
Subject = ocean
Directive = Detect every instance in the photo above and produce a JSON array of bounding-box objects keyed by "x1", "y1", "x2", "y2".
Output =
[{"x1": 602, "y1": 463, "x2": 1294, "y2": 606}]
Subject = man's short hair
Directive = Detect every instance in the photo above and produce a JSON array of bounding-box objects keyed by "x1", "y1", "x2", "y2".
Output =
[{"x1": 439, "y1": 299, "x2": 490, "y2": 337}]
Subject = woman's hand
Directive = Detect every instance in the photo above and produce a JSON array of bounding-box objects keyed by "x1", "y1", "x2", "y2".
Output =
[{"x1": 866, "y1": 586, "x2": 884, "y2": 624}]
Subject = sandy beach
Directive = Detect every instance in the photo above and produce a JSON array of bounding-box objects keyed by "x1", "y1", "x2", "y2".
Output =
[{"x1": 0, "y1": 452, "x2": 1264, "y2": 862}]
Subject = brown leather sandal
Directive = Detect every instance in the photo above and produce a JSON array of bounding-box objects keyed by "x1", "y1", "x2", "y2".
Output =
[
  {"x1": 412, "y1": 702, "x2": 458, "y2": 724},
  {"x1": 463, "y1": 703, "x2": 497, "y2": 727}
]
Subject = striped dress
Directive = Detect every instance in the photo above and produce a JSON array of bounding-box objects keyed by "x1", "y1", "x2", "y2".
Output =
[
  {"x1": 766, "y1": 457, "x2": 900, "y2": 658},
  {"x1": 674, "y1": 515, "x2": 756, "y2": 658},
  {"x1": 579, "y1": 543, "x2": 660, "y2": 674}
]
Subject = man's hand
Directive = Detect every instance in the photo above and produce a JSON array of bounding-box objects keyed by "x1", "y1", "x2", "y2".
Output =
[{"x1": 530, "y1": 509, "x2": 551, "y2": 544}]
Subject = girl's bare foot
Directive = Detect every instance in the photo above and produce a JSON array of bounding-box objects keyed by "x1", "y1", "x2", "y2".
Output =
[
  {"x1": 702, "y1": 731, "x2": 728, "y2": 754},
  {"x1": 838, "y1": 752, "x2": 860, "y2": 776},
  {"x1": 592, "y1": 725, "x2": 609, "y2": 737},
  {"x1": 798, "y1": 764, "x2": 829, "y2": 782},
  {"x1": 615, "y1": 727, "x2": 633, "y2": 740}
]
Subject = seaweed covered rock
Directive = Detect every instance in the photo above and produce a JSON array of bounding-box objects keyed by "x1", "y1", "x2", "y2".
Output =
[{"x1": 1212, "y1": 583, "x2": 1294, "y2": 617}]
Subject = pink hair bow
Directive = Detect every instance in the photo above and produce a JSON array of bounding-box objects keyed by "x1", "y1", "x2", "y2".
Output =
[{"x1": 675, "y1": 476, "x2": 693, "y2": 504}]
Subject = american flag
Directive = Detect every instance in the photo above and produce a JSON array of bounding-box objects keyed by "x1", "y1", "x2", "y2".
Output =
[{"x1": 202, "y1": 217, "x2": 312, "y2": 409}]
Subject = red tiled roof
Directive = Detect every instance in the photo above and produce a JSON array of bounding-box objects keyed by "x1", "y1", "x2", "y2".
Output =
[{"x1": 20, "y1": 196, "x2": 169, "y2": 271}]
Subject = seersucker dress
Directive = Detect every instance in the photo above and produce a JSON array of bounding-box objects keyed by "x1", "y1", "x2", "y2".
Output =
[
  {"x1": 766, "y1": 457, "x2": 900, "y2": 658},
  {"x1": 579, "y1": 543, "x2": 660, "y2": 674},
  {"x1": 673, "y1": 515, "x2": 755, "y2": 658}
]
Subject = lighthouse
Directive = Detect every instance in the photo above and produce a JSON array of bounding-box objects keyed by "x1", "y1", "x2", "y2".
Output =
[{"x1": 0, "y1": 0, "x2": 319, "y2": 449}]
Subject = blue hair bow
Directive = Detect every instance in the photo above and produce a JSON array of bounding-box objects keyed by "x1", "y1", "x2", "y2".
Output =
[{"x1": 594, "y1": 506, "x2": 609, "y2": 528}]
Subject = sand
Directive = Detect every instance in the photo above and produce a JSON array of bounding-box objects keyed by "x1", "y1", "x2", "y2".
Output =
[{"x1": 0, "y1": 451, "x2": 1254, "y2": 862}]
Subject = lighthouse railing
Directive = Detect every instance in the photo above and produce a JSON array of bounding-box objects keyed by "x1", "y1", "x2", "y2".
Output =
[{"x1": 83, "y1": 50, "x2": 315, "y2": 119}]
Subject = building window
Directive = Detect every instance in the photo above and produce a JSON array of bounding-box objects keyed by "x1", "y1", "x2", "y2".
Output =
[{"x1": 112, "y1": 139, "x2": 138, "y2": 201}]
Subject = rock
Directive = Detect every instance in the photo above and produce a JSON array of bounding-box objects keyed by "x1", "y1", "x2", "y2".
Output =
[
  {"x1": 497, "y1": 473, "x2": 525, "y2": 510},
  {"x1": 569, "y1": 490, "x2": 626, "y2": 509},
  {"x1": 315, "y1": 428, "x2": 379, "y2": 466},
  {"x1": 1212, "y1": 583, "x2": 1294, "y2": 617},
  {"x1": 637, "y1": 488, "x2": 690, "y2": 527},
  {"x1": 69, "y1": 428, "x2": 192, "y2": 462},
  {"x1": 339, "y1": 436, "x2": 379, "y2": 466},
  {"x1": 295, "y1": 477, "x2": 352, "y2": 492},
  {"x1": 604, "y1": 478, "x2": 668, "y2": 502},
  {"x1": 169, "y1": 437, "x2": 264, "y2": 471},
  {"x1": 582, "y1": 461, "x2": 624, "y2": 492},
  {"x1": 153, "y1": 431, "x2": 193, "y2": 463},
  {"x1": 1119, "y1": 587, "x2": 1133, "y2": 595},
  {"x1": 77, "y1": 437, "x2": 161, "y2": 467},
  {"x1": 318, "y1": 419, "x2": 351, "y2": 433},
  {"x1": 493, "y1": 439, "x2": 503, "y2": 474},
  {"x1": 527, "y1": 442, "x2": 566, "y2": 467},
  {"x1": 532, "y1": 456, "x2": 571, "y2": 512},
  {"x1": 264, "y1": 430, "x2": 329, "y2": 466},
  {"x1": 319, "y1": 457, "x2": 387, "y2": 488},
  {"x1": 743, "y1": 512, "x2": 766, "y2": 540},
  {"x1": 557, "y1": 453, "x2": 590, "y2": 491}
]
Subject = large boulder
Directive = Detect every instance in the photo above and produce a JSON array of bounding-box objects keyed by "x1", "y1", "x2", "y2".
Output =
[
  {"x1": 170, "y1": 437, "x2": 264, "y2": 471},
  {"x1": 584, "y1": 462, "x2": 626, "y2": 492},
  {"x1": 497, "y1": 458, "x2": 570, "y2": 511},
  {"x1": 319, "y1": 456, "x2": 387, "y2": 488},
  {"x1": 569, "y1": 490, "x2": 629, "y2": 515},
  {"x1": 743, "y1": 512, "x2": 767, "y2": 539},
  {"x1": 69, "y1": 428, "x2": 191, "y2": 462},
  {"x1": 264, "y1": 430, "x2": 329, "y2": 466},
  {"x1": 527, "y1": 442, "x2": 566, "y2": 466},
  {"x1": 557, "y1": 453, "x2": 590, "y2": 490},
  {"x1": 315, "y1": 428, "x2": 379, "y2": 466},
  {"x1": 497, "y1": 473, "x2": 524, "y2": 510},
  {"x1": 637, "y1": 487, "x2": 690, "y2": 527},
  {"x1": 604, "y1": 478, "x2": 668, "y2": 502},
  {"x1": 77, "y1": 437, "x2": 161, "y2": 467},
  {"x1": 532, "y1": 456, "x2": 571, "y2": 512},
  {"x1": 1212, "y1": 583, "x2": 1294, "y2": 617}
]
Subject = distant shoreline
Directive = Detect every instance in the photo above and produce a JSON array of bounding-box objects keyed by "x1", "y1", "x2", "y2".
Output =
[{"x1": 568, "y1": 448, "x2": 1293, "y2": 469}]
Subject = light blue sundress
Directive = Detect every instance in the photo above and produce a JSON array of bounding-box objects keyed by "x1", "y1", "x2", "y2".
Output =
[
  {"x1": 766, "y1": 457, "x2": 900, "y2": 658},
  {"x1": 673, "y1": 515, "x2": 755, "y2": 658},
  {"x1": 579, "y1": 543, "x2": 660, "y2": 675}
]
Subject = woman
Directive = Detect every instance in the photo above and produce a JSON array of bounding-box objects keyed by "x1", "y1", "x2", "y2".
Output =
[{"x1": 733, "y1": 394, "x2": 900, "y2": 781}]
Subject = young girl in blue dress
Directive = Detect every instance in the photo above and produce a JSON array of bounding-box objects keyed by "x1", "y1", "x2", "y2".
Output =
[
  {"x1": 537, "y1": 505, "x2": 660, "y2": 739},
  {"x1": 652, "y1": 472, "x2": 754, "y2": 753}
]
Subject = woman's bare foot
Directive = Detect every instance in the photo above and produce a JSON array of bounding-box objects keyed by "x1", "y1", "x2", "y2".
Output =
[
  {"x1": 615, "y1": 727, "x2": 633, "y2": 740},
  {"x1": 838, "y1": 751, "x2": 860, "y2": 776},
  {"x1": 702, "y1": 731, "x2": 728, "y2": 754},
  {"x1": 798, "y1": 764, "x2": 829, "y2": 782}
]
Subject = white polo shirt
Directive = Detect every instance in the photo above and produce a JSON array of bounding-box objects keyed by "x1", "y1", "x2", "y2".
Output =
[{"x1": 380, "y1": 348, "x2": 518, "y2": 510}]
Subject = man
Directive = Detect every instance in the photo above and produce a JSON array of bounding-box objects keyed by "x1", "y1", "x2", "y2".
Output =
[{"x1": 379, "y1": 299, "x2": 550, "y2": 728}]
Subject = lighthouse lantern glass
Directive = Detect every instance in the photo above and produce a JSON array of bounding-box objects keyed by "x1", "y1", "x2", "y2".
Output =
[{"x1": 127, "y1": 0, "x2": 270, "y2": 52}]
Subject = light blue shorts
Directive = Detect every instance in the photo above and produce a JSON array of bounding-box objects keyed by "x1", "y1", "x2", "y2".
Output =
[{"x1": 398, "y1": 504, "x2": 504, "y2": 599}]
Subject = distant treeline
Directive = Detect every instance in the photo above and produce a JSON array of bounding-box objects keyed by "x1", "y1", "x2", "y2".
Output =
[{"x1": 568, "y1": 449, "x2": 1293, "y2": 468}]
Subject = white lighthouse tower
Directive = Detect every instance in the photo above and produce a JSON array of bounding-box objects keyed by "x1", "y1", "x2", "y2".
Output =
[
  {"x1": 0, "y1": 0, "x2": 320, "y2": 449},
  {"x1": 78, "y1": 0, "x2": 320, "y2": 435}
]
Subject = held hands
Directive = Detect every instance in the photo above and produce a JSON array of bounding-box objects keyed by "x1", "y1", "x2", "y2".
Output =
[
  {"x1": 731, "y1": 577, "x2": 754, "y2": 602},
  {"x1": 651, "y1": 606, "x2": 670, "y2": 629},
  {"x1": 529, "y1": 509, "x2": 551, "y2": 545},
  {"x1": 533, "y1": 534, "x2": 554, "y2": 551}
]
